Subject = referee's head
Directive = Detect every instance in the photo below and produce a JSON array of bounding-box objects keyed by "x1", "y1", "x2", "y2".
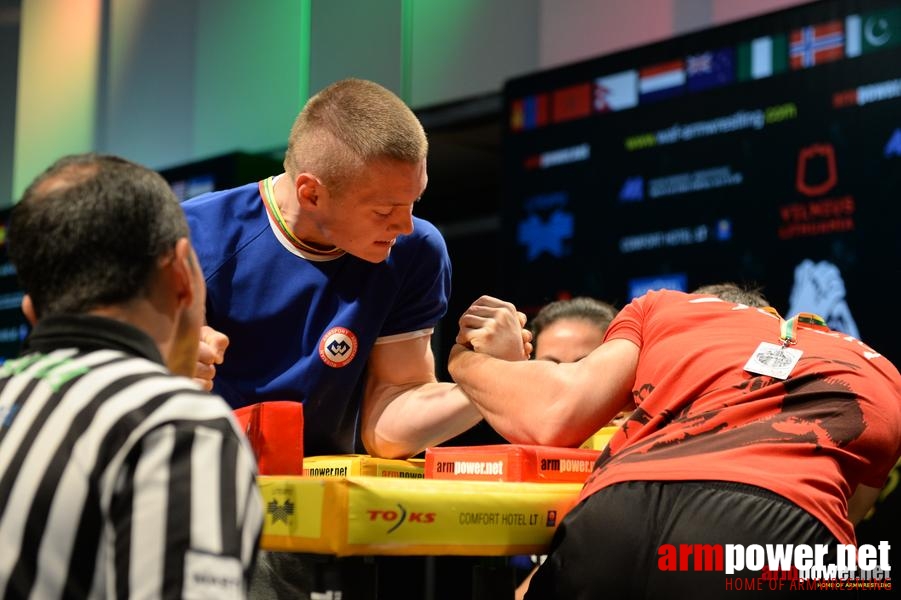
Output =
[{"x1": 8, "y1": 153, "x2": 206, "y2": 376}]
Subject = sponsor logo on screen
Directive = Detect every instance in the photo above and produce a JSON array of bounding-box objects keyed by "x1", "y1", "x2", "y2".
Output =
[
  {"x1": 517, "y1": 192, "x2": 574, "y2": 262},
  {"x1": 628, "y1": 274, "x2": 688, "y2": 300},
  {"x1": 885, "y1": 129, "x2": 901, "y2": 157},
  {"x1": 524, "y1": 143, "x2": 591, "y2": 170},
  {"x1": 648, "y1": 166, "x2": 743, "y2": 199},
  {"x1": 796, "y1": 144, "x2": 837, "y2": 197},
  {"x1": 517, "y1": 212, "x2": 574, "y2": 261},
  {"x1": 619, "y1": 177, "x2": 644, "y2": 202},
  {"x1": 779, "y1": 143, "x2": 855, "y2": 240},
  {"x1": 625, "y1": 103, "x2": 797, "y2": 151},
  {"x1": 833, "y1": 77, "x2": 901, "y2": 108},
  {"x1": 788, "y1": 259, "x2": 860, "y2": 338},
  {"x1": 619, "y1": 221, "x2": 728, "y2": 254}
]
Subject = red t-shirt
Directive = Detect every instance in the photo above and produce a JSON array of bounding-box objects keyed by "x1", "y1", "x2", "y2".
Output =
[{"x1": 581, "y1": 290, "x2": 901, "y2": 545}]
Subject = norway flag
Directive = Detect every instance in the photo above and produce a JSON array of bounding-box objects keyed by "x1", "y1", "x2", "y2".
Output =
[
  {"x1": 638, "y1": 60, "x2": 686, "y2": 104},
  {"x1": 790, "y1": 21, "x2": 845, "y2": 69}
]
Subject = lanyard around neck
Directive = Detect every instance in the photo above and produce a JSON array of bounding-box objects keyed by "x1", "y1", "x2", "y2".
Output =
[
  {"x1": 260, "y1": 177, "x2": 345, "y2": 257},
  {"x1": 779, "y1": 312, "x2": 828, "y2": 347}
]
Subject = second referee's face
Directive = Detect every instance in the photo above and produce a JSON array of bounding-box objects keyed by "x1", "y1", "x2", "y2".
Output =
[{"x1": 534, "y1": 318, "x2": 605, "y2": 364}]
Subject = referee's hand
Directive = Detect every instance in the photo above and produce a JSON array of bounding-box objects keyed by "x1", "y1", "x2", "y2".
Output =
[{"x1": 194, "y1": 325, "x2": 229, "y2": 390}]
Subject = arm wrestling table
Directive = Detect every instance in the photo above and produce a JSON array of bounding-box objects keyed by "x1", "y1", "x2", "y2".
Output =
[{"x1": 258, "y1": 475, "x2": 583, "y2": 599}]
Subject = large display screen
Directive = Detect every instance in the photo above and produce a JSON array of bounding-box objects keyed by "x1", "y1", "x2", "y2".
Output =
[
  {"x1": 0, "y1": 208, "x2": 29, "y2": 363},
  {"x1": 501, "y1": 0, "x2": 901, "y2": 362}
]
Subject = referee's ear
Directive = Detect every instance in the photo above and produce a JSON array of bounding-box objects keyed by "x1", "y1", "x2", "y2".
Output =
[
  {"x1": 169, "y1": 238, "x2": 197, "y2": 310},
  {"x1": 21, "y1": 294, "x2": 37, "y2": 326}
]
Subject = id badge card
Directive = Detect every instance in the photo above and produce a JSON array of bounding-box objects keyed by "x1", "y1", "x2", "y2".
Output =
[{"x1": 743, "y1": 342, "x2": 802, "y2": 380}]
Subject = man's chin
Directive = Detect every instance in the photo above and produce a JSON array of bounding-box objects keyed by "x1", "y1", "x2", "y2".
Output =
[{"x1": 354, "y1": 247, "x2": 391, "y2": 263}]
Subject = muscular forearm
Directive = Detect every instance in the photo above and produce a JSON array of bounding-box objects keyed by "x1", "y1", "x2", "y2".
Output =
[
  {"x1": 449, "y1": 345, "x2": 587, "y2": 446},
  {"x1": 449, "y1": 343, "x2": 633, "y2": 447},
  {"x1": 362, "y1": 380, "x2": 483, "y2": 458}
]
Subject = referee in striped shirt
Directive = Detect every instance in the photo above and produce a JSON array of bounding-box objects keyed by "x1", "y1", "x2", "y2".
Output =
[{"x1": 0, "y1": 154, "x2": 263, "y2": 599}]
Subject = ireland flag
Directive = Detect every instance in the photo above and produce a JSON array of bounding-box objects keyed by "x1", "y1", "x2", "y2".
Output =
[
  {"x1": 846, "y1": 8, "x2": 901, "y2": 57},
  {"x1": 737, "y1": 35, "x2": 788, "y2": 81}
]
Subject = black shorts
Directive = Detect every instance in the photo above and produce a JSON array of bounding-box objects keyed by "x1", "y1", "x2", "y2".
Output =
[{"x1": 526, "y1": 480, "x2": 850, "y2": 599}]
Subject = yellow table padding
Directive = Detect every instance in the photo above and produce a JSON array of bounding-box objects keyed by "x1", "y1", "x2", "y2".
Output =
[
  {"x1": 303, "y1": 454, "x2": 425, "y2": 478},
  {"x1": 580, "y1": 425, "x2": 620, "y2": 451},
  {"x1": 259, "y1": 475, "x2": 582, "y2": 556}
]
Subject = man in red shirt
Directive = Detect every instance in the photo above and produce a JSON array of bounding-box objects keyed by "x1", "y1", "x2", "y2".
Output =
[{"x1": 450, "y1": 289, "x2": 901, "y2": 598}]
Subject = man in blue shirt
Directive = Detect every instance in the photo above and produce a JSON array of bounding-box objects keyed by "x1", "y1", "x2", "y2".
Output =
[{"x1": 184, "y1": 78, "x2": 529, "y2": 461}]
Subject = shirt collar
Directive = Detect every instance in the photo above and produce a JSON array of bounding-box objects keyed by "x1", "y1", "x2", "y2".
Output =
[{"x1": 22, "y1": 314, "x2": 165, "y2": 365}]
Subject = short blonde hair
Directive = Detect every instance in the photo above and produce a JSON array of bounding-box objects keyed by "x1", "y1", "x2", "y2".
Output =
[{"x1": 284, "y1": 78, "x2": 428, "y2": 193}]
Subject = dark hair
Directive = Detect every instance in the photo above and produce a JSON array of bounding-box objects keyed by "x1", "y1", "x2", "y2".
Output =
[
  {"x1": 691, "y1": 282, "x2": 768, "y2": 308},
  {"x1": 8, "y1": 153, "x2": 189, "y2": 318},
  {"x1": 530, "y1": 297, "x2": 619, "y2": 339}
]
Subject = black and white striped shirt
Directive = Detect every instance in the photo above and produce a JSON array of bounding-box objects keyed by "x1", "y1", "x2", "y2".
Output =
[{"x1": 0, "y1": 315, "x2": 263, "y2": 599}]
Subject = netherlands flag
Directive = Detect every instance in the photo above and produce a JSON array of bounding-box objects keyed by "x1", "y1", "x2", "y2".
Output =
[{"x1": 639, "y1": 60, "x2": 686, "y2": 104}]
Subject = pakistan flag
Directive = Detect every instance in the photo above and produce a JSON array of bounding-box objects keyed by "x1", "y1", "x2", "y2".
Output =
[{"x1": 846, "y1": 8, "x2": 901, "y2": 57}]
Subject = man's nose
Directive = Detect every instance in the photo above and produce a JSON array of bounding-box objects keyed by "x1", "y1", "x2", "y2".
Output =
[{"x1": 391, "y1": 208, "x2": 414, "y2": 235}]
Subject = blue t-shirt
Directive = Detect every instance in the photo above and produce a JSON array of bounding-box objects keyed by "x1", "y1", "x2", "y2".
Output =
[{"x1": 182, "y1": 179, "x2": 452, "y2": 455}]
